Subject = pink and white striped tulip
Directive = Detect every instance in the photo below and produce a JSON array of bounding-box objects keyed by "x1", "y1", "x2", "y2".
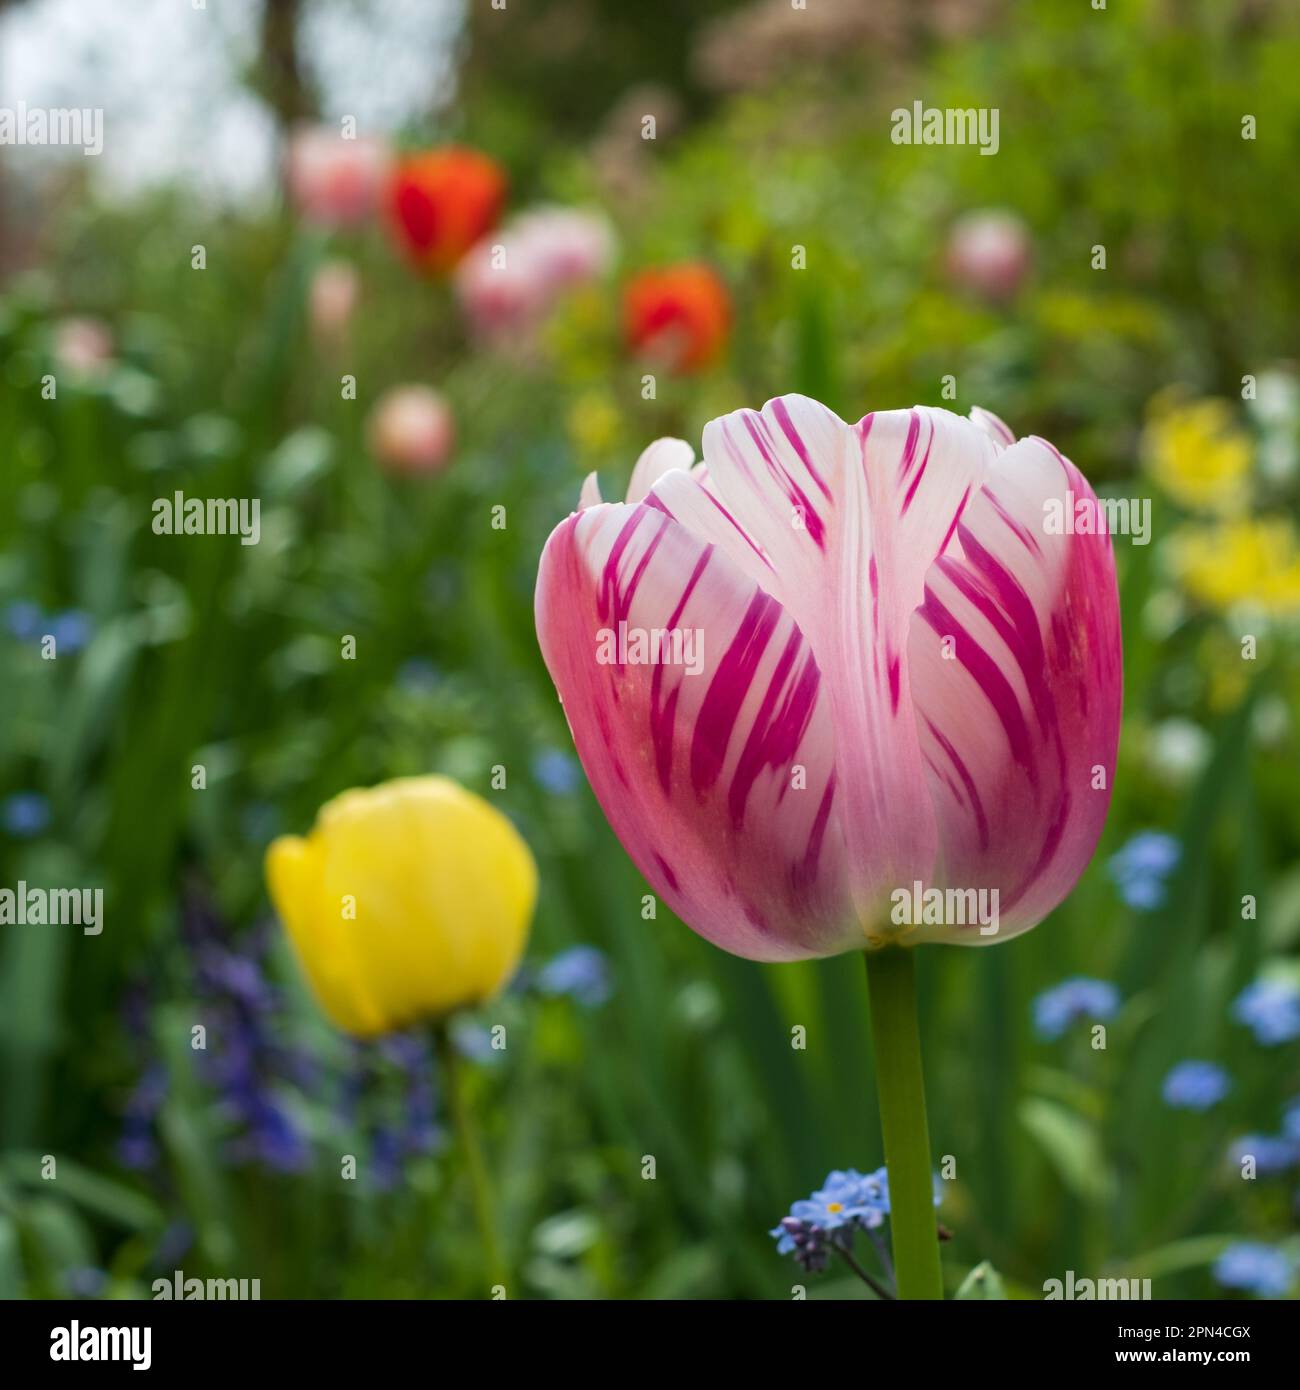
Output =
[{"x1": 534, "y1": 396, "x2": 1121, "y2": 960}]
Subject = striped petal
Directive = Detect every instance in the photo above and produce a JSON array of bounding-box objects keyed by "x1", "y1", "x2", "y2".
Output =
[
  {"x1": 907, "y1": 436, "x2": 1122, "y2": 943},
  {"x1": 627, "y1": 437, "x2": 695, "y2": 503},
  {"x1": 535, "y1": 499, "x2": 853, "y2": 960},
  {"x1": 699, "y1": 398, "x2": 994, "y2": 922}
]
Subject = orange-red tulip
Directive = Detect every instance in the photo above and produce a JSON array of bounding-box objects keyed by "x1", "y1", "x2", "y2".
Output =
[
  {"x1": 623, "y1": 263, "x2": 731, "y2": 374},
  {"x1": 386, "y1": 148, "x2": 507, "y2": 275}
]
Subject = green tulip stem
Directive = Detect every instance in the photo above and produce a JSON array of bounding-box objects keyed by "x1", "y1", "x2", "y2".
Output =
[
  {"x1": 865, "y1": 946, "x2": 944, "y2": 1300},
  {"x1": 434, "y1": 1024, "x2": 506, "y2": 1293}
]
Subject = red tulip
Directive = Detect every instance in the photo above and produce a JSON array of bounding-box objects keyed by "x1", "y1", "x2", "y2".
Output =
[
  {"x1": 386, "y1": 148, "x2": 507, "y2": 275},
  {"x1": 535, "y1": 396, "x2": 1121, "y2": 961},
  {"x1": 623, "y1": 263, "x2": 731, "y2": 374}
]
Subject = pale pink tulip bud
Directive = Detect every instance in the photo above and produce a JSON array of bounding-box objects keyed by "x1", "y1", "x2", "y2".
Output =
[
  {"x1": 946, "y1": 210, "x2": 1031, "y2": 301},
  {"x1": 367, "y1": 386, "x2": 455, "y2": 477},
  {"x1": 53, "y1": 317, "x2": 114, "y2": 376},
  {"x1": 285, "y1": 125, "x2": 390, "y2": 229},
  {"x1": 309, "y1": 260, "x2": 359, "y2": 347},
  {"x1": 455, "y1": 206, "x2": 614, "y2": 340}
]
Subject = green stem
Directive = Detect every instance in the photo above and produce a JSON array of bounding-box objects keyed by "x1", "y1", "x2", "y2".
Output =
[
  {"x1": 434, "y1": 1025, "x2": 506, "y2": 1292},
  {"x1": 865, "y1": 947, "x2": 943, "y2": 1300}
]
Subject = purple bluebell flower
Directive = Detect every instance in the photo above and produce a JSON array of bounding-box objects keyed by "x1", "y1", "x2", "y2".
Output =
[
  {"x1": 1232, "y1": 979, "x2": 1300, "y2": 1046},
  {"x1": 2, "y1": 792, "x2": 51, "y2": 838},
  {"x1": 1033, "y1": 977, "x2": 1120, "y2": 1040},
  {"x1": 1108, "y1": 831, "x2": 1181, "y2": 911},
  {"x1": 151, "y1": 1222, "x2": 194, "y2": 1270},
  {"x1": 1213, "y1": 1243, "x2": 1293, "y2": 1297},
  {"x1": 370, "y1": 1126, "x2": 402, "y2": 1192},
  {"x1": 245, "y1": 1097, "x2": 309, "y2": 1173},
  {"x1": 115, "y1": 1062, "x2": 168, "y2": 1171},
  {"x1": 1162, "y1": 1060, "x2": 1230, "y2": 1111},
  {"x1": 537, "y1": 945, "x2": 611, "y2": 1007}
]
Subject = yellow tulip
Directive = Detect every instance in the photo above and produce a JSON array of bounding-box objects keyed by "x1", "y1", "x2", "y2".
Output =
[{"x1": 265, "y1": 776, "x2": 537, "y2": 1038}]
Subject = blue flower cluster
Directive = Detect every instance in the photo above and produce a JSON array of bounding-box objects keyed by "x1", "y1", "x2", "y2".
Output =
[
  {"x1": 1226, "y1": 1097, "x2": 1300, "y2": 1177},
  {"x1": 1032, "y1": 977, "x2": 1120, "y2": 1040},
  {"x1": 1231, "y1": 978, "x2": 1300, "y2": 1046},
  {"x1": 1213, "y1": 1242, "x2": 1294, "y2": 1298},
  {"x1": 1107, "y1": 830, "x2": 1181, "y2": 910},
  {"x1": 2, "y1": 791, "x2": 51, "y2": 839},
  {"x1": 513, "y1": 945, "x2": 612, "y2": 1009},
  {"x1": 1162, "y1": 1060, "x2": 1230, "y2": 1111},
  {"x1": 3, "y1": 600, "x2": 93, "y2": 652},
  {"x1": 770, "y1": 1166, "x2": 940, "y2": 1279}
]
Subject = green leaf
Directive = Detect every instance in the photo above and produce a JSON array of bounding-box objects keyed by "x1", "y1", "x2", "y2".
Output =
[
  {"x1": 1020, "y1": 1097, "x2": 1116, "y2": 1205},
  {"x1": 1116, "y1": 1234, "x2": 1237, "y2": 1282},
  {"x1": 0, "y1": 1213, "x2": 23, "y2": 1299},
  {"x1": 955, "y1": 1260, "x2": 1007, "y2": 1300},
  {"x1": 1, "y1": 1153, "x2": 160, "y2": 1231}
]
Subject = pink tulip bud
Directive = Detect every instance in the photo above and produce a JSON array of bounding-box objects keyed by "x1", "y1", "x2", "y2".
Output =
[
  {"x1": 535, "y1": 396, "x2": 1121, "y2": 960},
  {"x1": 309, "y1": 259, "x2": 359, "y2": 346},
  {"x1": 367, "y1": 386, "x2": 455, "y2": 477},
  {"x1": 946, "y1": 210, "x2": 1031, "y2": 301},
  {"x1": 53, "y1": 316, "x2": 114, "y2": 376},
  {"x1": 455, "y1": 207, "x2": 614, "y2": 340},
  {"x1": 285, "y1": 124, "x2": 390, "y2": 229}
]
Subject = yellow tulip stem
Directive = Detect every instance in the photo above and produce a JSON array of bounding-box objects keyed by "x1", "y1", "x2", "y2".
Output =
[
  {"x1": 865, "y1": 946, "x2": 944, "y2": 1300},
  {"x1": 434, "y1": 1025, "x2": 507, "y2": 1293}
]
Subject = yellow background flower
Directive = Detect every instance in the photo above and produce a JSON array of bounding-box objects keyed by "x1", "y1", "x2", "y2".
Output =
[
  {"x1": 1143, "y1": 394, "x2": 1252, "y2": 516},
  {"x1": 1170, "y1": 516, "x2": 1300, "y2": 617},
  {"x1": 265, "y1": 776, "x2": 537, "y2": 1037}
]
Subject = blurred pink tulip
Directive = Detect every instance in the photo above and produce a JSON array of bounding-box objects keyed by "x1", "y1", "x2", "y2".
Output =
[
  {"x1": 309, "y1": 259, "x2": 359, "y2": 346},
  {"x1": 53, "y1": 316, "x2": 114, "y2": 376},
  {"x1": 367, "y1": 386, "x2": 455, "y2": 477},
  {"x1": 286, "y1": 125, "x2": 390, "y2": 228},
  {"x1": 535, "y1": 396, "x2": 1121, "y2": 961},
  {"x1": 455, "y1": 207, "x2": 614, "y2": 340},
  {"x1": 946, "y1": 210, "x2": 1031, "y2": 300}
]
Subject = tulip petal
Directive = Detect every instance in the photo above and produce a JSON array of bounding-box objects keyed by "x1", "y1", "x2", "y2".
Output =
[
  {"x1": 699, "y1": 397, "x2": 995, "y2": 918},
  {"x1": 578, "y1": 471, "x2": 603, "y2": 509},
  {"x1": 626, "y1": 437, "x2": 695, "y2": 503},
  {"x1": 313, "y1": 778, "x2": 535, "y2": 1024},
  {"x1": 907, "y1": 437, "x2": 1122, "y2": 942},
  {"x1": 970, "y1": 405, "x2": 1016, "y2": 450},
  {"x1": 266, "y1": 834, "x2": 388, "y2": 1036},
  {"x1": 535, "y1": 498, "x2": 853, "y2": 960}
]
